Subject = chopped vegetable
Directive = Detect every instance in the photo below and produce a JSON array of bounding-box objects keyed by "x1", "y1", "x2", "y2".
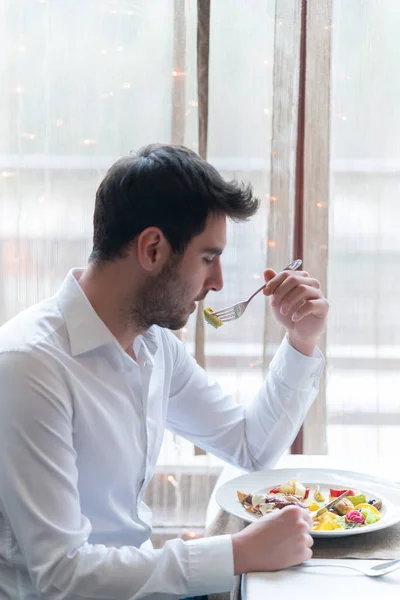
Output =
[
  {"x1": 356, "y1": 502, "x2": 380, "y2": 516},
  {"x1": 203, "y1": 306, "x2": 223, "y2": 328},
  {"x1": 345, "y1": 510, "x2": 366, "y2": 525},
  {"x1": 330, "y1": 488, "x2": 355, "y2": 498},
  {"x1": 359, "y1": 507, "x2": 380, "y2": 525},
  {"x1": 271, "y1": 479, "x2": 307, "y2": 499},
  {"x1": 306, "y1": 500, "x2": 321, "y2": 512},
  {"x1": 314, "y1": 485, "x2": 325, "y2": 503},
  {"x1": 349, "y1": 493, "x2": 367, "y2": 506},
  {"x1": 313, "y1": 513, "x2": 343, "y2": 531}
]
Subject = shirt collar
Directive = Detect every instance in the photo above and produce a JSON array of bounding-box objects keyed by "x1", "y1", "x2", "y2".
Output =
[{"x1": 56, "y1": 268, "x2": 159, "y2": 358}]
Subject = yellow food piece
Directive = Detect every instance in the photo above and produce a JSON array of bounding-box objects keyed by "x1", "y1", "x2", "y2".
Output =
[
  {"x1": 306, "y1": 501, "x2": 320, "y2": 512},
  {"x1": 356, "y1": 503, "x2": 381, "y2": 516},
  {"x1": 314, "y1": 488, "x2": 325, "y2": 502},
  {"x1": 203, "y1": 306, "x2": 223, "y2": 328},
  {"x1": 313, "y1": 514, "x2": 344, "y2": 531}
]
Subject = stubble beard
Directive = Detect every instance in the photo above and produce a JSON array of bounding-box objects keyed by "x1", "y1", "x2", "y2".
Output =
[{"x1": 129, "y1": 255, "x2": 195, "y2": 331}]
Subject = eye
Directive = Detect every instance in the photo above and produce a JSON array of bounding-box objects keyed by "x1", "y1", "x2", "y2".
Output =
[{"x1": 203, "y1": 256, "x2": 214, "y2": 265}]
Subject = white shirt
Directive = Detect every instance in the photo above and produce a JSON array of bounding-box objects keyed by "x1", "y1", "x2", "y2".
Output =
[{"x1": 0, "y1": 269, "x2": 324, "y2": 600}]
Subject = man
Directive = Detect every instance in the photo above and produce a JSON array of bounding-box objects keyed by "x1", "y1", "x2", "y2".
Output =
[{"x1": 0, "y1": 144, "x2": 328, "y2": 600}]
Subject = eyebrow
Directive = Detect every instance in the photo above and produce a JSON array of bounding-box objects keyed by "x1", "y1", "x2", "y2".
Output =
[{"x1": 202, "y1": 247, "x2": 223, "y2": 255}]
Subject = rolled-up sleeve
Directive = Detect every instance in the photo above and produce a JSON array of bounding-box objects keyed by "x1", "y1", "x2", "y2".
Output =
[{"x1": 0, "y1": 351, "x2": 233, "y2": 600}]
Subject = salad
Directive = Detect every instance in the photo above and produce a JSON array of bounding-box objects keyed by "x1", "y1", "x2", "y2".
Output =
[{"x1": 237, "y1": 478, "x2": 382, "y2": 531}]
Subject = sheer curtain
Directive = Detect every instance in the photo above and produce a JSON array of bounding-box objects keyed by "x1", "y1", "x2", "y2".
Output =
[{"x1": 327, "y1": 0, "x2": 400, "y2": 462}]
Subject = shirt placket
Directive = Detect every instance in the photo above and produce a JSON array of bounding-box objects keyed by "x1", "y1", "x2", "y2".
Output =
[{"x1": 136, "y1": 349, "x2": 155, "y2": 503}]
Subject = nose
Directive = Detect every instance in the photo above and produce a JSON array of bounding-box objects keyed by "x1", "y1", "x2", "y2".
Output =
[{"x1": 208, "y1": 258, "x2": 224, "y2": 292}]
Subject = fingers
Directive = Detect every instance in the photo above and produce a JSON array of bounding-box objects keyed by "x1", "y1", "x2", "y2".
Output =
[
  {"x1": 264, "y1": 268, "x2": 277, "y2": 284},
  {"x1": 306, "y1": 533, "x2": 314, "y2": 548},
  {"x1": 278, "y1": 285, "x2": 322, "y2": 318},
  {"x1": 264, "y1": 271, "x2": 321, "y2": 305},
  {"x1": 292, "y1": 298, "x2": 329, "y2": 323}
]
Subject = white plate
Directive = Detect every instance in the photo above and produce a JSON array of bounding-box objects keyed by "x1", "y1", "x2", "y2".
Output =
[{"x1": 216, "y1": 467, "x2": 400, "y2": 537}]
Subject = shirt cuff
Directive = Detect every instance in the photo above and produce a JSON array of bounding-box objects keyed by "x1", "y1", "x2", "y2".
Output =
[
  {"x1": 269, "y1": 335, "x2": 324, "y2": 392},
  {"x1": 185, "y1": 534, "x2": 234, "y2": 597}
]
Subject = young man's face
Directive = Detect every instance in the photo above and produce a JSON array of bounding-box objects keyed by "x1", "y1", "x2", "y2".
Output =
[{"x1": 136, "y1": 213, "x2": 226, "y2": 331}]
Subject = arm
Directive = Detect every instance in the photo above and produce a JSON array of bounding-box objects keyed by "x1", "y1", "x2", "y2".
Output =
[
  {"x1": 0, "y1": 351, "x2": 234, "y2": 600},
  {"x1": 166, "y1": 267, "x2": 328, "y2": 467},
  {"x1": 166, "y1": 333, "x2": 323, "y2": 470}
]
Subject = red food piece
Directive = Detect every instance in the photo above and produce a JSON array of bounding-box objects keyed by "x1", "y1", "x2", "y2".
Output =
[
  {"x1": 330, "y1": 488, "x2": 355, "y2": 497},
  {"x1": 345, "y1": 510, "x2": 365, "y2": 525}
]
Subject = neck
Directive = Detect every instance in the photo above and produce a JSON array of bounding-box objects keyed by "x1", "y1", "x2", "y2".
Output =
[{"x1": 78, "y1": 261, "x2": 144, "y2": 355}]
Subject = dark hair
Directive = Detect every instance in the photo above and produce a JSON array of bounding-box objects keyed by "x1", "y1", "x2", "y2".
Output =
[{"x1": 90, "y1": 143, "x2": 260, "y2": 262}]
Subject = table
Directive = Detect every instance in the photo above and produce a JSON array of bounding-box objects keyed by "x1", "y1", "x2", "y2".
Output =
[{"x1": 206, "y1": 454, "x2": 400, "y2": 599}]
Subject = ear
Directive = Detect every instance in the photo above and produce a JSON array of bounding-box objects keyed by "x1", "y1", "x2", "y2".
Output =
[{"x1": 135, "y1": 227, "x2": 171, "y2": 272}]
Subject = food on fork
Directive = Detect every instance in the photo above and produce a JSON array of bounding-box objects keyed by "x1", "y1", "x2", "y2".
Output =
[
  {"x1": 237, "y1": 478, "x2": 382, "y2": 531},
  {"x1": 203, "y1": 306, "x2": 223, "y2": 328}
]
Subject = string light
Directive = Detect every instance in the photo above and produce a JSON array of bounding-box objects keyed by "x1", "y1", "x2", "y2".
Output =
[
  {"x1": 263, "y1": 108, "x2": 271, "y2": 115},
  {"x1": 269, "y1": 195, "x2": 277, "y2": 202},
  {"x1": 12, "y1": 86, "x2": 23, "y2": 94},
  {"x1": 316, "y1": 201, "x2": 325, "y2": 208},
  {"x1": 264, "y1": 59, "x2": 269, "y2": 65},
  {"x1": 122, "y1": 82, "x2": 131, "y2": 89},
  {"x1": 100, "y1": 49, "x2": 107, "y2": 55},
  {"x1": 116, "y1": 46, "x2": 124, "y2": 52},
  {"x1": 181, "y1": 327, "x2": 188, "y2": 333},
  {"x1": 249, "y1": 359, "x2": 263, "y2": 368},
  {"x1": 22, "y1": 133, "x2": 36, "y2": 140},
  {"x1": 268, "y1": 240, "x2": 276, "y2": 248},
  {"x1": 56, "y1": 119, "x2": 63, "y2": 127},
  {"x1": 83, "y1": 139, "x2": 97, "y2": 146},
  {"x1": 16, "y1": 45, "x2": 25, "y2": 52},
  {"x1": 100, "y1": 91, "x2": 114, "y2": 99},
  {"x1": 189, "y1": 100, "x2": 198, "y2": 107},
  {"x1": 1, "y1": 171, "x2": 16, "y2": 178},
  {"x1": 167, "y1": 474, "x2": 178, "y2": 488}
]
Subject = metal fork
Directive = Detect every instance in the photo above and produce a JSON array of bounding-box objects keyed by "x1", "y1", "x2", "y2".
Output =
[
  {"x1": 293, "y1": 558, "x2": 400, "y2": 577},
  {"x1": 212, "y1": 259, "x2": 303, "y2": 323}
]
